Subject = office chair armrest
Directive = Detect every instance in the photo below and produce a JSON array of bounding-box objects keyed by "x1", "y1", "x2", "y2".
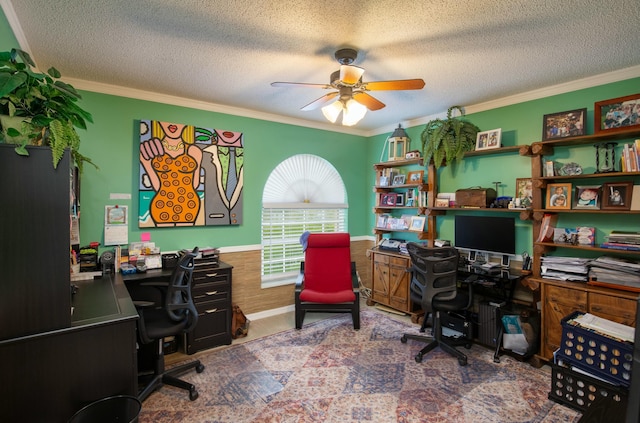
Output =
[
  {"x1": 464, "y1": 283, "x2": 474, "y2": 309},
  {"x1": 132, "y1": 300, "x2": 156, "y2": 309}
]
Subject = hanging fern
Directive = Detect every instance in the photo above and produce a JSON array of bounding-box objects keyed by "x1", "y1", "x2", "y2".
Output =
[
  {"x1": 47, "y1": 118, "x2": 96, "y2": 172},
  {"x1": 420, "y1": 106, "x2": 479, "y2": 169}
]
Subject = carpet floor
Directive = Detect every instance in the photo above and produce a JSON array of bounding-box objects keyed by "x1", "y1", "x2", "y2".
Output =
[{"x1": 138, "y1": 309, "x2": 581, "y2": 422}]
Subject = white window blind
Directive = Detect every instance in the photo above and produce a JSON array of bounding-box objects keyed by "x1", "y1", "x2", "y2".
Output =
[{"x1": 261, "y1": 155, "x2": 348, "y2": 287}]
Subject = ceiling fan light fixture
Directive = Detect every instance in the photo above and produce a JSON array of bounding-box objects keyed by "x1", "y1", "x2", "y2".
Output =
[
  {"x1": 339, "y1": 65, "x2": 364, "y2": 85},
  {"x1": 321, "y1": 101, "x2": 343, "y2": 123},
  {"x1": 342, "y1": 99, "x2": 367, "y2": 126}
]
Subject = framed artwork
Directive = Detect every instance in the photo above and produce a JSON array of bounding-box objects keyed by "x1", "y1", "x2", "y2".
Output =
[
  {"x1": 602, "y1": 181, "x2": 633, "y2": 210},
  {"x1": 542, "y1": 108, "x2": 586, "y2": 140},
  {"x1": 475, "y1": 128, "x2": 502, "y2": 151},
  {"x1": 573, "y1": 185, "x2": 601, "y2": 210},
  {"x1": 409, "y1": 216, "x2": 426, "y2": 232},
  {"x1": 515, "y1": 178, "x2": 533, "y2": 208},
  {"x1": 594, "y1": 93, "x2": 640, "y2": 134},
  {"x1": 392, "y1": 174, "x2": 406, "y2": 185},
  {"x1": 380, "y1": 193, "x2": 398, "y2": 207},
  {"x1": 407, "y1": 170, "x2": 424, "y2": 183},
  {"x1": 546, "y1": 182, "x2": 571, "y2": 210}
]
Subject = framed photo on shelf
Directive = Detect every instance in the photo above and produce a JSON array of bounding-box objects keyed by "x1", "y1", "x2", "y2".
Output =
[
  {"x1": 392, "y1": 174, "x2": 406, "y2": 185},
  {"x1": 395, "y1": 193, "x2": 405, "y2": 206},
  {"x1": 409, "y1": 216, "x2": 426, "y2": 232},
  {"x1": 434, "y1": 198, "x2": 449, "y2": 208},
  {"x1": 379, "y1": 176, "x2": 389, "y2": 187},
  {"x1": 515, "y1": 178, "x2": 533, "y2": 208},
  {"x1": 380, "y1": 193, "x2": 398, "y2": 207},
  {"x1": 542, "y1": 108, "x2": 586, "y2": 140},
  {"x1": 407, "y1": 170, "x2": 424, "y2": 183},
  {"x1": 546, "y1": 182, "x2": 571, "y2": 210},
  {"x1": 594, "y1": 93, "x2": 640, "y2": 134},
  {"x1": 376, "y1": 214, "x2": 389, "y2": 228},
  {"x1": 601, "y1": 181, "x2": 633, "y2": 210},
  {"x1": 475, "y1": 128, "x2": 502, "y2": 151},
  {"x1": 400, "y1": 214, "x2": 412, "y2": 230},
  {"x1": 573, "y1": 185, "x2": 601, "y2": 210}
]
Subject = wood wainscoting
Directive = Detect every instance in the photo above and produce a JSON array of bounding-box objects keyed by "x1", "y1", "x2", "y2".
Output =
[{"x1": 220, "y1": 239, "x2": 374, "y2": 315}]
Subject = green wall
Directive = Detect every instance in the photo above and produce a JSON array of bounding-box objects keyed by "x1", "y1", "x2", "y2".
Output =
[
  {"x1": 77, "y1": 92, "x2": 370, "y2": 251},
  {"x1": 374, "y1": 77, "x2": 640, "y2": 256}
]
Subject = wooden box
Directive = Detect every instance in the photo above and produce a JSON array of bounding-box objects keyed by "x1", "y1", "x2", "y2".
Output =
[{"x1": 455, "y1": 188, "x2": 496, "y2": 207}]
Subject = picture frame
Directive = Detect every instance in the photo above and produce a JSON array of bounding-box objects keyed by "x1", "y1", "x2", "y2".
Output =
[
  {"x1": 515, "y1": 178, "x2": 533, "y2": 208},
  {"x1": 379, "y1": 176, "x2": 389, "y2": 187},
  {"x1": 475, "y1": 128, "x2": 502, "y2": 151},
  {"x1": 392, "y1": 174, "x2": 406, "y2": 185},
  {"x1": 409, "y1": 215, "x2": 426, "y2": 232},
  {"x1": 395, "y1": 193, "x2": 404, "y2": 206},
  {"x1": 573, "y1": 185, "x2": 602, "y2": 210},
  {"x1": 602, "y1": 181, "x2": 633, "y2": 210},
  {"x1": 594, "y1": 93, "x2": 640, "y2": 134},
  {"x1": 400, "y1": 214, "x2": 412, "y2": 230},
  {"x1": 434, "y1": 198, "x2": 449, "y2": 208},
  {"x1": 542, "y1": 108, "x2": 586, "y2": 140},
  {"x1": 407, "y1": 170, "x2": 424, "y2": 184},
  {"x1": 380, "y1": 193, "x2": 398, "y2": 207},
  {"x1": 546, "y1": 182, "x2": 571, "y2": 210},
  {"x1": 376, "y1": 214, "x2": 389, "y2": 228}
]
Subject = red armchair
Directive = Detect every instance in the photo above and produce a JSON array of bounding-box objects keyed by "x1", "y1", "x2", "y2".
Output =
[{"x1": 295, "y1": 233, "x2": 360, "y2": 330}]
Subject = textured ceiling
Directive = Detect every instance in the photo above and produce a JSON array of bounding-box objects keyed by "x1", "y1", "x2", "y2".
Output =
[{"x1": 3, "y1": 0, "x2": 640, "y2": 135}]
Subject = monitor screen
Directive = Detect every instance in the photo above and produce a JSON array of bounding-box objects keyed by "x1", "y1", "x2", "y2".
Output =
[{"x1": 454, "y1": 215, "x2": 516, "y2": 255}]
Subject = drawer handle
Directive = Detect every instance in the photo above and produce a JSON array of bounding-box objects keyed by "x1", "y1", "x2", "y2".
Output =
[
  {"x1": 206, "y1": 291, "x2": 218, "y2": 295},
  {"x1": 205, "y1": 308, "x2": 218, "y2": 314},
  {"x1": 206, "y1": 273, "x2": 218, "y2": 277}
]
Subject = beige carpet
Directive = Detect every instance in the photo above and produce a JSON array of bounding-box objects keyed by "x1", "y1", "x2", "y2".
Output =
[{"x1": 139, "y1": 309, "x2": 581, "y2": 422}]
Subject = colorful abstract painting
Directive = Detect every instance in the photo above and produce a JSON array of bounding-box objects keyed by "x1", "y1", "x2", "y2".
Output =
[{"x1": 138, "y1": 120, "x2": 243, "y2": 227}]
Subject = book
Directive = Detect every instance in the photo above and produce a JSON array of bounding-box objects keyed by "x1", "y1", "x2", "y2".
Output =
[{"x1": 600, "y1": 243, "x2": 640, "y2": 251}]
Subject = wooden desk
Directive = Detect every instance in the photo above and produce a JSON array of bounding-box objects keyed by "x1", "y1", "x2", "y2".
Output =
[{"x1": 0, "y1": 273, "x2": 138, "y2": 422}]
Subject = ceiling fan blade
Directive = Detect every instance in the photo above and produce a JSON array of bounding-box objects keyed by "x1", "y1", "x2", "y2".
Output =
[
  {"x1": 362, "y1": 79, "x2": 425, "y2": 91},
  {"x1": 301, "y1": 92, "x2": 339, "y2": 111},
  {"x1": 271, "y1": 82, "x2": 332, "y2": 89},
  {"x1": 352, "y1": 92, "x2": 385, "y2": 111},
  {"x1": 339, "y1": 65, "x2": 365, "y2": 85}
]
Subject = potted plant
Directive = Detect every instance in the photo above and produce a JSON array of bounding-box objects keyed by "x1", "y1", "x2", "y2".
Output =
[
  {"x1": 0, "y1": 48, "x2": 95, "y2": 171},
  {"x1": 420, "y1": 105, "x2": 480, "y2": 169}
]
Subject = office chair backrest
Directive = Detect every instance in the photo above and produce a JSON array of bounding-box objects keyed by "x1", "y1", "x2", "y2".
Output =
[
  {"x1": 406, "y1": 243, "x2": 459, "y2": 312},
  {"x1": 304, "y1": 233, "x2": 352, "y2": 293},
  {"x1": 166, "y1": 247, "x2": 199, "y2": 325}
]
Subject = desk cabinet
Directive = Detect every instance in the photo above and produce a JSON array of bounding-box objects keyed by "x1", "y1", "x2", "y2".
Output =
[
  {"x1": 185, "y1": 260, "x2": 233, "y2": 354},
  {"x1": 539, "y1": 280, "x2": 637, "y2": 360},
  {"x1": 369, "y1": 250, "x2": 416, "y2": 315}
]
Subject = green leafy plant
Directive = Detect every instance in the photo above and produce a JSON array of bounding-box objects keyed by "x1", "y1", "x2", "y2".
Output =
[
  {"x1": 420, "y1": 105, "x2": 480, "y2": 169},
  {"x1": 0, "y1": 48, "x2": 95, "y2": 171}
]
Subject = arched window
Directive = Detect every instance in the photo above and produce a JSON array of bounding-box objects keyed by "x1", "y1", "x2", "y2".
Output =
[{"x1": 261, "y1": 154, "x2": 348, "y2": 288}]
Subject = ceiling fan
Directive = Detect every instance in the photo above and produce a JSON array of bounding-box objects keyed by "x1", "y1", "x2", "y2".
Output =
[{"x1": 271, "y1": 48, "x2": 425, "y2": 125}]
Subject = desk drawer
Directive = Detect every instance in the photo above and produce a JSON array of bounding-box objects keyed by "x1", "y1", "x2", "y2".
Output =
[
  {"x1": 193, "y1": 267, "x2": 230, "y2": 283},
  {"x1": 192, "y1": 285, "x2": 229, "y2": 304},
  {"x1": 185, "y1": 307, "x2": 231, "y2": 353}
]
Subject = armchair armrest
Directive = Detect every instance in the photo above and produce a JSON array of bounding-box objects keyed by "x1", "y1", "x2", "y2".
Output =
[{"x1": 351, "y1": 262, "x2": 359, "y2": 290}]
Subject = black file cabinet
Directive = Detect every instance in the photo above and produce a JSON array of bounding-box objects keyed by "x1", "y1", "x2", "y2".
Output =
[{"x1": 184, "y1": 259, "x2": 233, "y2": 354}]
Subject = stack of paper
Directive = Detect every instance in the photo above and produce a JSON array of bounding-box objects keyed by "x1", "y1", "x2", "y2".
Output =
[
  {"x1": 541, "y1": 256, "x2": 591, "y2": 281},
  {"x1": 589, "y1": 256, "x2": 640, "y2": 289},
  {"x1": 572, "y1": 312, "x2": 635, "y2": 343}
]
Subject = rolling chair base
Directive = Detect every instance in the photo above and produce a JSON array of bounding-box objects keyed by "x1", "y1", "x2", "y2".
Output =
[
  {"x1": 401, "y1": 333, "x2": 471, "y2": 366},
  {"x1": 138, "y1": 359, "x2": 205, "y2": 402}
]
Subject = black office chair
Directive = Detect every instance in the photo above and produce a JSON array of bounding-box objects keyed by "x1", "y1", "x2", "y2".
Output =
[
  {"x1": 400, "y1": 243, "x2": 473, "y2": 366},
  {"x1": 134, "y1": 247, "x2": 204, "y2": 402}
]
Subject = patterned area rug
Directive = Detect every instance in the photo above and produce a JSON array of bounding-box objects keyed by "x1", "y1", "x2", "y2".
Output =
[{"x1": 139, "y1": 309, "x2": 581, "y2": 422}]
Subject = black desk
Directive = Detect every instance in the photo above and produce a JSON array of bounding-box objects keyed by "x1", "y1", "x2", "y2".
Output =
[{"x1": 0, "y1": 273, "x2": 138, "y2": 422}]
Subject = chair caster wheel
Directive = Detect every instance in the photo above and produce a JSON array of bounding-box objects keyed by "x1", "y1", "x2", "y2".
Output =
[
  {"x1": 493, "y1": 357, "x2": 501, "y2": 363},
  {"x1": 196, "y1": 364, "x2": 205, "y2": 373},
  {"x1": 465, "y1": 343, "x2": 472, "y2": 349},
  {"x1": 189, "y1": 389, "x2": 199, "y2": 401},
  {"x1": 400, "y1": 335, "x2": 407, "y2": 343},
  {"x1": 458, "y1": 357, "x2": 467, "y2": 366},
  {"x1": 415, "y1": 353, "x2": 423, "y2": 363}
]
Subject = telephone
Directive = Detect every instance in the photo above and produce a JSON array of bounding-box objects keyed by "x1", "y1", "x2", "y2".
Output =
[{"x1": 379, "y1": 238, "x2": 402, "y2": 251}]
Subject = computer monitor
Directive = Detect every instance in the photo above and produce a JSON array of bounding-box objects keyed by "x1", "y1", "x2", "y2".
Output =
[{"x1": 454, "y1": 215, "x2": 516, "y2": 257}]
